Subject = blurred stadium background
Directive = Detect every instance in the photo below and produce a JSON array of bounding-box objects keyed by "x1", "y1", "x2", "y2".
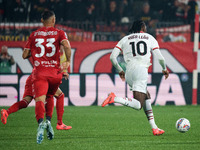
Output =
[
  {"x1": 0, "y1": 0, "x2": 200, "y2": 106},
  {"x1": 0, "y1": 1, "x2": 200, "y2": 149}
]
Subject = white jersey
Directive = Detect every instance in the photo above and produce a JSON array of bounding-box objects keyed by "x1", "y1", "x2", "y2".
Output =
[{"x1": 115, "y1": 32, "x2": 159, "y2": 68}]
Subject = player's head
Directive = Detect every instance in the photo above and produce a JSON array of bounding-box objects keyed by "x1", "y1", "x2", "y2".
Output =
[
  {"x1": 41, "y1": 10, "x2": 55, "y2": 26},
  {"x1": 129, "y1": 20, "x2": 146, "y2": 33},
  {"x1": 1, "y1": 45, "x2": 8, "y2": 55}
]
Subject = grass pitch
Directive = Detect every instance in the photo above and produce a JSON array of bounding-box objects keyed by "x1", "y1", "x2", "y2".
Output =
[{"x1": 0, "y1": 105, "x2": 199, "y2": 150}]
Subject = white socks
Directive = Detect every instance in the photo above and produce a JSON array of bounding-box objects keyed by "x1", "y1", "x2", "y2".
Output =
[
  {"x1": 143, "y1": 99, "x2": 158, "y2": 129},
  {"x1": 114, "y1": 97, "x2": 141, "y2": 110},
  {"x1": 114, "y1": 97, "x2": 158, "y2": 129}
]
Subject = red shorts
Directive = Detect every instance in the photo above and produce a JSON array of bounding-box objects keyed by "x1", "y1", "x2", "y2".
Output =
[
  {"x1": 23, "y1": 74, "x2": 33, "y2": 98},
  {"x1": 32, "y1": 70, "x2": 62, "y2": 98}
]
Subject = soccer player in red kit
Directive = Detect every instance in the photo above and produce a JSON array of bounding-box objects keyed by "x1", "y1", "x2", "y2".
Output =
[
  {"x1": 1, "y1": 73, "x2": 72, "y2": 130},
  {"x1": 22, "y1": 10, "x2": 71, "y2": 144},
  {"x1": 1, "y1": 47, "x2": 72, "y2": 130}
]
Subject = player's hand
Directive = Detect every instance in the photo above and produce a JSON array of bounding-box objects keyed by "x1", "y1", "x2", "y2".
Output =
[
  {"x1": 63, "y1": 72, "x2": 69, "y2": 80},
  {"x1": 63, "y1": 61, "x2": 70, "y2": 69},
  {"x1": 119, "y1": 71, "x2": 125, "y2": 81},
  {"x1": 162, "y1": 70, "x2": 169, "y2": 80},
  {"x1": 60, "y1": 61, "x2": 70, "y2": 73}
]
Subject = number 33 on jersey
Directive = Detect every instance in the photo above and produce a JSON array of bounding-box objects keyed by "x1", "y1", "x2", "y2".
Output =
[{"x1": 25, "y1": 26, "x2": 68, "y2": 69}]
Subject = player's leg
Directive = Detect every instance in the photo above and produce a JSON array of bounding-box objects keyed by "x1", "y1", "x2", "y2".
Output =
[
  {"x1": 45, "y1": 96, "x2": 54, "y2": 140},
  {"x1": 35, "y1": 95, "x2": 47, "y2": 144},
  {"x1": 54, "y1": 88, "x2": 64, "y2": 125},
  {"x1": 45, "y1": 96, "x2": 54, "y2": 122},
  {"x1": 54, "y1": 88, "x2": 72, "y2": 130},
  {"x1": 1, "y1": 75, "x2": 33, "y2": 125},
  {"x1": 102, "y1": 65, "x2": 147, "y2": 110},
  {"x1": 102, "y1": 91, "x2": 145, "y2": 110},
  {"x1": 33, "y1": 79, "x2": 48, "y2": 144},
  {"x1": 7, "y1": 97, "x2": 32, "y2": 115},
  {"x1": 44, "y1": 75, "x2": 62, "y2": 140},
  {"x1": 143, "y1": 91, "x2": 165, "y2": 136},
  {"x1": 1, "y1": 96, "x2": 32, "y2": 125},
  {"x1": 35, "y1": 95, "x2": 46, "y2": 124}
]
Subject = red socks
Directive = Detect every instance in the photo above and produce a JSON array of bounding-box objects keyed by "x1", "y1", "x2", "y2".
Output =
[
  {"x1": 7, "y1": 99, "x2": 29, "y2": 115},
  {"x1": 45, "y1": 96, "x2": 54, "y2": 119},
  {"x1": 56, "y1": 93, "x2": 64, "y2": 125},
  {"x1": 36, "y1": 93, "x2": 64, "y2": 124},
  {"x1": 35, "y1": 101, "x2": 45, "y2": 122}
]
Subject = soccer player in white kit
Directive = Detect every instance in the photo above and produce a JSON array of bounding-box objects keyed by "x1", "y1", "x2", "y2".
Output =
[{"x1": 102, "y1": 20, "x2": 169, "y2": 136}]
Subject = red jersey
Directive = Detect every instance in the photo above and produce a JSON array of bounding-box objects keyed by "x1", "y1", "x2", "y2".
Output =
[{"x1": 25, "y1": 27, "x2": 68, "y2": 76}]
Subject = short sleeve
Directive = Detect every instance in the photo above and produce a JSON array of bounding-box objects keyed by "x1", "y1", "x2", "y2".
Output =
[
  {"x1": 24, "y1": 33, "x2": 33, "y2": 50},
  {"x1": 60, "y1": 30, "x2": 68, "y2": 43}
]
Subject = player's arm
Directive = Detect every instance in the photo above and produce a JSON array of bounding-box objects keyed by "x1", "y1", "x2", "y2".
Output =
[
  {"x1": 23, "y1": 33, "x2": 32, "y2": 59},
  {"x1": 110, "y1": 47, "x2": 125, "y2": 81},
  {"x1": 60, "y1": 39, "x2": 71, "y2": 70},
  {"x1": 22, "y1": 48, "x2": 31, "y2": 59},
  {"x1": 152, "y1": 49, "x2": 169, "y2": 79}
]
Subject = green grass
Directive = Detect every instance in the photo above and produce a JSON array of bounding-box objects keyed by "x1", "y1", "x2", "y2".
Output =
[{"x1": 0, "y1": 106, "x2": 200, "y2": 150}]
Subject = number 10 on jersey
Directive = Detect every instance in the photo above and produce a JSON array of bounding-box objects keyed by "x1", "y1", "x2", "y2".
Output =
[{"x1": 130, "y1": 41, "x2": 147, "y2": 56}]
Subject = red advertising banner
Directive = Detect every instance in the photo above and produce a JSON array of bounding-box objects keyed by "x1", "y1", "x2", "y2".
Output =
[
  {"x1": 156, "y1": 25, "x2": 191, "y2": 42},
  {"x1": 0, "y1": 41, "x2": 197, "y2": 73}
]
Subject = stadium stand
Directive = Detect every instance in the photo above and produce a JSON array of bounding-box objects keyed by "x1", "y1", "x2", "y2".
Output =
[{"x1": 0, "y1": 0, "x2": 199, "y2": 41}]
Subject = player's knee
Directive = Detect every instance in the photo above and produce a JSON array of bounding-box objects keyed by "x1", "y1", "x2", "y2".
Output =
[
  {"x1": 23, "y1": 96, "x2": 32, "y2": 103},
  {"x1": 134, "y1": 100, "x2": 142, "y2": 110},
  {"x1": 55, "y1": 92, "x2": 64, "y2": 99},
  {"x1": 35, "y1": 95, "x2": 46, "y2": 102},
  {"x1": 54, "y1": 89, "x2": 62, "y2": 97}
]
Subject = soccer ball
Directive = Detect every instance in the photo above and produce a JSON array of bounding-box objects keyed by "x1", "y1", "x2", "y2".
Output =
[{"x1": 176, "y1": 118, "x2": 190, "y2": 133}]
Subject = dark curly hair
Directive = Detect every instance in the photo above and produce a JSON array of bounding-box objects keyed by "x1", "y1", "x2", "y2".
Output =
[{"x1": 129, "y1": 20, "x2": 146, "y2": 33}]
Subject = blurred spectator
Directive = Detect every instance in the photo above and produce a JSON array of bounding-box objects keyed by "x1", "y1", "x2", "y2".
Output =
[
  {"x1": 86, "y1": 2, "x2": 97, "y2": 29},
  {"x1": 161, "y1": 0, "x2": 175, "y2": 21},
  {"x1": 0, "y1": 0, "x2": 5, "y2": 21},
  {"x1": 53, "y1": 0, "x2": 64, "y2": 22},
  {"x1": 2, "y1": 0, "x2": 13, "y2": 21},
  {"x1": 86, "y1": 0, "x2": 104, "y2": 22},
  {"x1": 86, "y1": 2, "x2": 96, "y2": 21},
  {"x1": 173, "y1": 0, "x2": 188, "y2": 22},
  {"x1": 187, "y1": 0, "x2": 198, "y2": 23},
  {"x1": 149, "y1": 0, "x2": 163, "y2": 21},
  {"x1": 105, "y1": 1, "x2": 120, "y2": 26},
  {"x1": 0, "y1": 45, "x2": 15, "y2": 73},
  {"x1": 136, "y1": 2, "x2": 158, "y2": 36},
  {"x1": 48, "y1": 0, "x2": 56, "y2": 11},
  {"x1": 63, "y1": 0, "x2": 74, "y2": 21},
  {"x1": 120, "y1": 0, "x2": 133, "y2": 23},
  {"x1": 187, "y1": 0, "x2": 198, "y2": 41},
  {"x1": 11, "y1": 0, "x2": 27, "y2": 22},
  {"x1": 73, "y1": 0, "x2": 87, "y2": 21},
  {"x1": 30, "y1": 0, "x2": 48, "y2": 22}
]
